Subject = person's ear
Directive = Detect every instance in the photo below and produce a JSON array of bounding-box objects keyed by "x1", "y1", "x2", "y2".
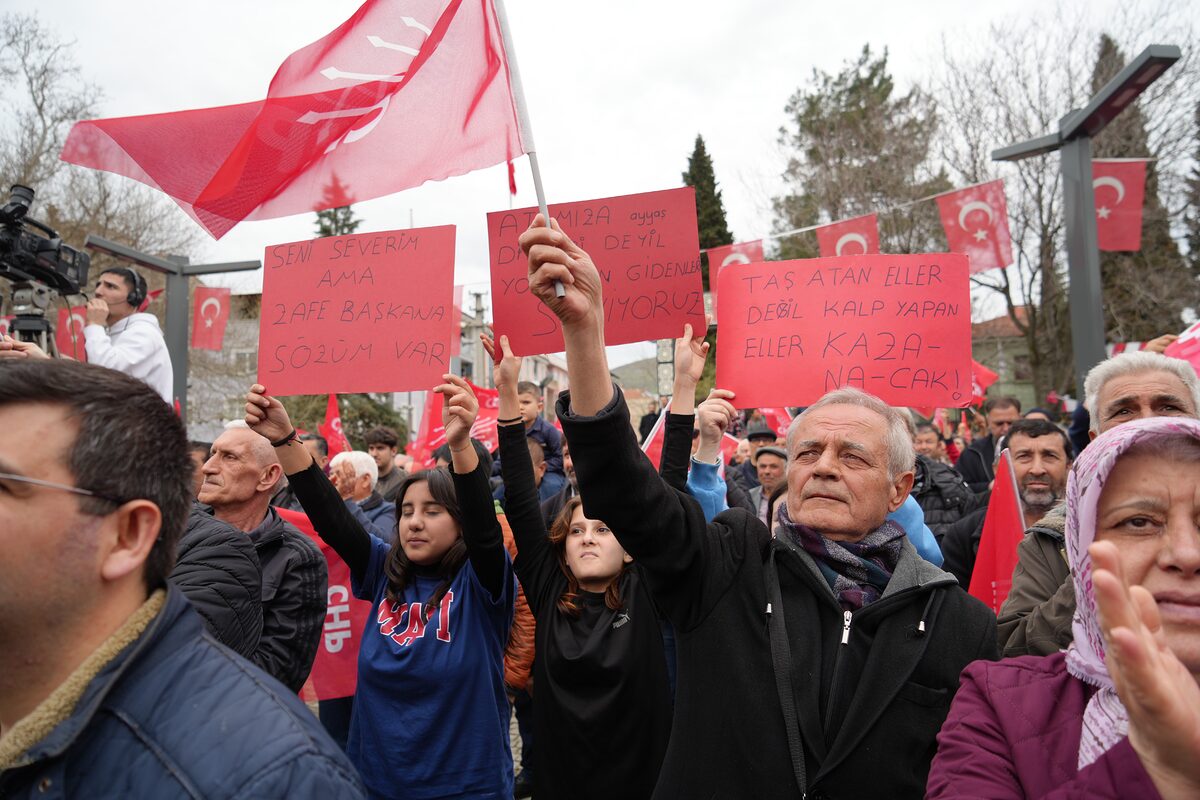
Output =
[
  {"x1": 259, "y1": 463, "x2": 282, "y2": 492},
  {"x1": 888, "y1": 470, "x2": 915, "y2": 512},
  {"x1": 622, "y1": 551, "x2": 633, "y2": 564},
  {"x1": 99, "y1": 500, "x2": 162, "y2": 583}
]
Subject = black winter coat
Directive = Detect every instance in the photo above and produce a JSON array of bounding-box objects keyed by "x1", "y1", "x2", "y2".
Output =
[
  {"x1": 911, "y1": 456, "x2": 988, "y2": 541},
  {"x1": 956, "y1": 437, "x2": 996, "y2": 494},
  {"x1": 0, "y1": 586, "x2": 363, "y2": 799},
  {"x1": 558, "y1": 389, "x2": 999, "y2": 800},
  {"x1": 170, "y1": 503, "x2": 263, "y2": 659}
]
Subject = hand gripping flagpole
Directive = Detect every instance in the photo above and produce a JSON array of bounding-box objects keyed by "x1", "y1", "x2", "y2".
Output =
[{"x1": 493, "y1": 0, "x2": 565, "y2": 298}]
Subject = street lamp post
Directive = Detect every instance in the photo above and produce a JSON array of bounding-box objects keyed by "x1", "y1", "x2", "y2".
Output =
[
  {"x1": 84, "y1": 234, "x2": 259, "y2": 418},
  {"x1": 992, "y1": 44, "x2": 1179, "y2": 398}
]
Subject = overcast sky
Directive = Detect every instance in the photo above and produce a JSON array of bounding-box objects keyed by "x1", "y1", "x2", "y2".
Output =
[{"x1": 34, "y1": 0, "x2": 1146, "y2": 364}]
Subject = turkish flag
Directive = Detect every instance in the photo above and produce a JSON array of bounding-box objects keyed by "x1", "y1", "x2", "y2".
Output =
[
  {"x1": 814, "y1": 214, "x2": 880, "y2": 259},
  {"x1": 936, "y1": 181, "x2": 1014, "y2": 273},
  {"x1": 1092, "y1": 159, "x2": 1148, "y2": 252},
  {"x1": 757, "y1": 407, "x2": 794, "y2": 437},
  {"x1": 968, "y1": 449, "x2": 1025, "y2": 612},
  {"x1": 319, "y1": 394, "x2": 352, "y2": 457},
  {"x1": 55, "y1": 306, "x2": 89, "y2": 362},
  {"x1": 640, "y1": 400, "x2": 739, "y2": 477},
  {"x1": 191, "y1": 286, "x2": 231, "y2": 351},
  {"x1": 971, "y1": 359, "x2": 999, "y2": 405},
  {"x1": 0, "y1": 316, "x2": 11, "y2": 337},
  {"x1": 61, "y1": 0, "x2": 527, "y2": 240},
  {"x1": 707, "y1": 240, "x2": 764, "y2": 322},
  {"x1": 279, "y1": 508, "x2": 371, "y2": 701},
  {"x1": 410, "y1": 381, "x2": 499, "y2": 466},
  {"x1": 1164, "y1": 320, "x2": 1200, "y2": 375}
]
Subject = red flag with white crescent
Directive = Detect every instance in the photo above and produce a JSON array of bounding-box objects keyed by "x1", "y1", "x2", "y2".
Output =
[
  {"x1": 60, "y1": 0, "x2": 527, "y2": 240},
  {"x1": 55, "y1": 306, "x2": 89, "y2": 362},
  {"x1": 639, "y1": 399, "x2": 672, "y2": 469},
  {"x1": 814, "y1": 214, "x2": 880, "y2": 259},
  {"x1": 968, "y1": 449, "x2": 1025, "y2": 612},
  {"x1": 0, "y1": 316, "x2": 11, "y2": 337},
  {"x1": 707, "y1": 240, "x2": 764, "y2": 322},
  {"x1": 1092, "y1": 159, "x2": 1147, "y2": 252},
  {"x1": 191, "y1": 286, "x2": 232, "y2": 350},
  {"x1": 319, "y1": 393, "x2": 352, "y2": 457},
  {"x1": 936, "y1": 181, "x2": 1014, "y2": 273},
  {"x1": 757, "y1": 407, "x2": 794, "y2": 437},
  {"x1": 971, "y1": 359, "x2": 999, "y2": 406}
]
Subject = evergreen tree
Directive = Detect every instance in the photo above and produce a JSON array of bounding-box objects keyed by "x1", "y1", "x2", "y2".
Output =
[
  {"x1": 682, "y1": 134, "x2": 733, "y2": 291},
  {"x1": 1090, "y1": 34, "x2": 1198, "y2": 342},
  {"x1": 313, "y1": 174, "x2": 362, "y2": 238},
  {"x1": 280, "y1": 177, "x2": 406, "y2": 447},
  {"x1": 773, "y1": 45, "x2": 950, "y2": 260}
]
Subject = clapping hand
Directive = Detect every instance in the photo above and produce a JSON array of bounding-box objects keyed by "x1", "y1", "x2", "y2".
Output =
[{"x1": 1091, "y1": 541, "x2": 1200, "y2": 800}]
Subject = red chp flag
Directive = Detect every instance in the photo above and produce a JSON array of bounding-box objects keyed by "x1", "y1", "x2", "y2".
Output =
[
  {"x1": 936, "y1": 181, "x2": 1014, "y2": 273},
  {"x1": 1092, "y1": 159, "x2": 1148, "y2": 252},
  {"x1": 55, "y1": 306, "x2": 89, "y2": 362},
  {"x1": 815, "y1": 214, "x2": 880, "y2": 259},
  {"x1": 968, "y1": 449, "x2": 1025, "y2": 612},
  {"x1": 707, "y1": 240, "x2": 764, "y2": 321},
  {"x1": 319, "y1": 394, "x2": 352, "y2": 457},
  {"x1": 279, "y1": 508, "x2": 371, "y2": 701},
  {"x1": 971, "y1": 359, "x2": 999, "y2": 405},
  {"x1": 191, "y1": 286, "x2": 231, "y2": 351},
  {"x1": 61, "y1": 0, "x2": 527, "y2": 240}
]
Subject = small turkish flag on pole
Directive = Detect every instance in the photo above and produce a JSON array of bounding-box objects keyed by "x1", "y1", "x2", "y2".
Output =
[
  {"x1": 814, "y1": 214, "x2": 880, "y2": 259},
  {"x1": 968, "y1": 449, "x2": 1025, "y2": 612},
  {"x1": 1092, "y1": 159, "x2": 1148, "y2": 252},
  {"x1": 319, "y1": 394, "x2": 352, "y2": 457},
  {"x1": 936, "y1": 181, "x2": 1014, "y2": 273},
  {"x1": 971, "y1": 359, "x2": 999, "y2": 405},
  {"x1": 191, "y1": 286, "x2": 231, "y2": 351},
  {"x1": 61, "y1": 0, "x2": 528, "y2": 239},
  {"x1": 707, "y1": 240, "x2": 764, "y2": 322},
  {"x1": 55, "y1": 306, "x2": 88, "y2": 362}
]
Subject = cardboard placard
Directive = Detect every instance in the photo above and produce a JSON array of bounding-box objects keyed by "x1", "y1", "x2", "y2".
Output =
[
  {"x1": 488, "y1": 187, "x2": 705, "y2": 355},
  {"x1": 258, "y1": 227, "x2": 455, "y2": 395},
  {"x1": 716, "y1": 254, "x2": 971, "y2": 407}
]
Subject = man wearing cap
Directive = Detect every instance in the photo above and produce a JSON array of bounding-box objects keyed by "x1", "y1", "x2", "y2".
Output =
[
  {"x1": 729, "y1": 421, "x2": 778, "y2": 492},
  {"x1": 748, "y1": 445, "x2": 787, "y2": 525}
]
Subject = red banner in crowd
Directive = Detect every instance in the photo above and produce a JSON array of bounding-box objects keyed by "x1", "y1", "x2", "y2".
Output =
[
  {"x1": 969, "y1": 450, "x2": 1025, "y2": 612},
  {"x1": 971, "y1": 359, "x2": 999, "y2": 405},
  {"x1": 55, "y1": 306, "x2": 88, "y2": 361},
  {"x1": 410, "y1": 381, "x2": 500, "y2": 467},
  {"x1": 757, "y1": 407, "x2": 794, "y2": 437},
  {"x1": 319, "y1": 393, "x2": 352, "y2": 457},
  {"x1": 639, "y1": 399, "x2": 740, "y2": 472},
  {"x1": 715, "y1": 253, "x2": 972, "y2": 408},
  {"x1": 936, "y1": 181, "x2": 1013, "y2": 273},
  {"x1": 707, "y1": 240, "x2": 764, "y2": 322},
  {"x1": 280, "y1": 508, "x2": 371, "y2": 702},
  {"x1": 815, "y1": 214, "x2": 880, "y2": 259},
  {"x1": 258, "y1": 226, "x2": 455, "y2": 395},
  {"x1": 1092, "y1": 159, "x2": 1148, "y2": 252},
  {"x1": 191, "y1": 286, "x2": 231, "y2": 350},
  {"x1": 488, "y1": 187, "x2": 705, "y2": 355},
  {"x1": 61, "y1": 0, "x2": 526, "y2": 240}
]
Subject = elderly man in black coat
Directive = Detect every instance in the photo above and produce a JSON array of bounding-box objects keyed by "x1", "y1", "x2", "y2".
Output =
[{"x1": 518, "y1": 216, "x2": 998, "y2": 800}]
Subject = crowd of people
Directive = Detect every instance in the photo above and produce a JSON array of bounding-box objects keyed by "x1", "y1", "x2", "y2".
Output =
[{"x1": 1, "y1": 217, "x2": 1199, "y2": 799}]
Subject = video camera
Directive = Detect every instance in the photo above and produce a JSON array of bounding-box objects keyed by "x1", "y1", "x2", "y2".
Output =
[{"x1": 0, "y1": 184, "x2": 90, "y2": 295}]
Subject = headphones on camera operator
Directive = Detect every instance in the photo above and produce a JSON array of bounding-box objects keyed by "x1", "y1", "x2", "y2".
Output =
[{"x1": 104, "y1": 267, "x2": 147, "y2": 310}]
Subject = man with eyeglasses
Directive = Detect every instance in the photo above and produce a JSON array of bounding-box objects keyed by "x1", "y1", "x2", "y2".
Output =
[{"x1": 0, "y1": 359, "x2": 363, "y2": 798}]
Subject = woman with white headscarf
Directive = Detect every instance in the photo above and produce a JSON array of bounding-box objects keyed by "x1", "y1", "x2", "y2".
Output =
[{"x1": 926, "y1": 415, "x2": 1200, "y2": 799}]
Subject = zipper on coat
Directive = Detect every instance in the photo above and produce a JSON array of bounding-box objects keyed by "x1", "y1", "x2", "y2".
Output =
[
  {"x1": 840, "y1": 610, "x2": 852, "y2": 644},
  {"x1": 822, "y1": 609, "x2": 854, "y2": 740}
]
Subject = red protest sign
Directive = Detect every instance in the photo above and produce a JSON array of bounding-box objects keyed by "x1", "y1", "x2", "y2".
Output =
[
  {"x1": 258, "y1": 227, "x2": 455, "y2": 395},
  {"x1": 715, "y1": 254, "x2": 971, "y2": 408},
  {"x1": 488, "y1": 187, "x2": 705, "y2": 355}
]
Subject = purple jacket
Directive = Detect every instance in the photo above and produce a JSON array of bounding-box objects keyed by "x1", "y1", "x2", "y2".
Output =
[{"x1": 927, "y1": 653, "x2": 1160, "y2": 799}]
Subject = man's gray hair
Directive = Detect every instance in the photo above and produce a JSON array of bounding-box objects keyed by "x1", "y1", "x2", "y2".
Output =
[
  {"x1": 330, "y1": 450, "x2": 379, "y2": 490},
  {"x1": 785, "y1": 387, "x2": 916, "y2": 478},
  {"x1": 1084, "y1": 351, "x2": 1200, "y2": 434}
]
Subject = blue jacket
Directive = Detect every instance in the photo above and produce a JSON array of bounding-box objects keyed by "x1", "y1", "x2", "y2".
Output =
[{"x1": 0, "y1": 586, "x2": 363, "y2": 799}]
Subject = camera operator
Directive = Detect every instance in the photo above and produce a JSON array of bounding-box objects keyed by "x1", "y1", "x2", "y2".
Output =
[{"x1": 84, "y1": 268, "x2": 173, "y2": 404}]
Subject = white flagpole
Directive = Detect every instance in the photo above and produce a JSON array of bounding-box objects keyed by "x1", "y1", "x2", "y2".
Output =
[{"x1": 493, "y1": 0, "x2": 565, "y2": 297}]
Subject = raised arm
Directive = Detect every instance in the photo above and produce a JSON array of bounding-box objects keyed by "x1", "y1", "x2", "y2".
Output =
[
  {"x1": 659, "y1": 321, "x2": 710, "y2": 489},
  {"x1": 435, "y1": 373, "x2": 508, "y2": 600},
  {"x1": 244, "y1": 384, "x2": 372, "y2": 579}
]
